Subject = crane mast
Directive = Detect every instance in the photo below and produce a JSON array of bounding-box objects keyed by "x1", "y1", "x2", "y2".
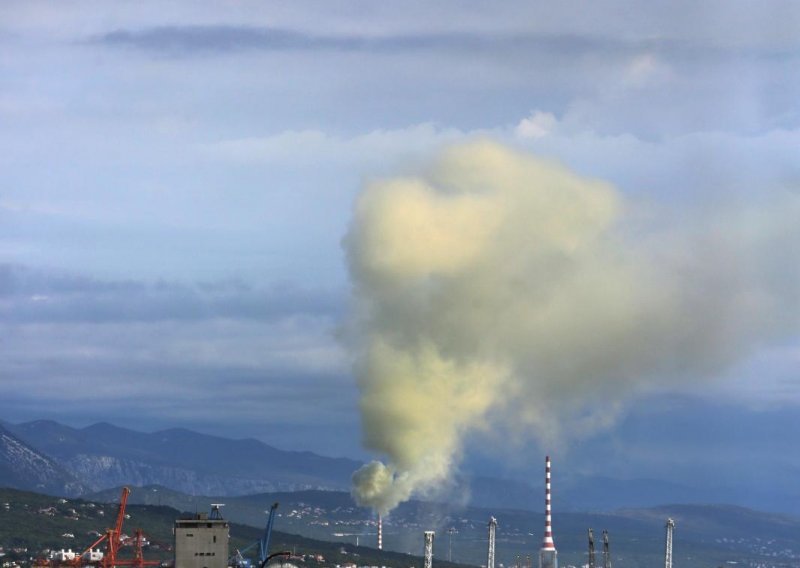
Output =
[{"x1": 102, "y1": 486, "x2": 131, "y2": 568}]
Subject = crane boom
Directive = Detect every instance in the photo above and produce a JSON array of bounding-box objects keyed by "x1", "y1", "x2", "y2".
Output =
[
  {"x1": 103, "y1": 487, "x2": 131, "y2": 568},
  {"x1": 72, "y1": 533, "x2": 108, "y2": 566},
  {"x1": 114, "y1": 487, "x2": 131, "y2": 538},
  {"x1": 258, "y1": 502, "x2": 279, "y2": 568}
]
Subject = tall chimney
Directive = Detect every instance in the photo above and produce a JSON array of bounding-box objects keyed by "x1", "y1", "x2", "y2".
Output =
[
  {"x1": 664, "y1": 519, "x2": 675, "y2": 568},
  {"x1": 487, "y1": 517, "x2": 497, "y2": 568},
  {"x1": 539, "y1": 456, "x2": 558, "y2": 568},
  {"x1": 378, "y1": 514, "x2": 383, "y2": 550},
  {"x1": 424, "y1": 531, "x2": 435, "y2": 568}
]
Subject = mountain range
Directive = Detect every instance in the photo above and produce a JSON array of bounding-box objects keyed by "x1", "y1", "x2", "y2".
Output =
[
  {"x1": 0, "y1": 424, "x2": 86, "y2": 496},
  {"x1": 0, "y1": 420, "x2": 711, "y2": 513},
  {"x1": 0, "y1": 419, "x2": 359, "y2": 496},
  {"x1": 1, "y1": 418, "x2": 798, "y2": 518}
]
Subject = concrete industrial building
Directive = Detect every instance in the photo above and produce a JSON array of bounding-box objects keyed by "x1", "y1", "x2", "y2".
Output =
[{"x1": 174, "y1": 505, "x2": 229, "y2": 568}]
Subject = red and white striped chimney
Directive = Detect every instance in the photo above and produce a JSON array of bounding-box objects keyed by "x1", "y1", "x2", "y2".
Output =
[{"x1": 541, "y1": 455, "x2": 556, "y2": 551}]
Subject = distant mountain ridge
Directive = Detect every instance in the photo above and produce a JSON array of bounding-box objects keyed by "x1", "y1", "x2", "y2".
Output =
[
  {"x1": 3, "y1": 418, "x2": 798, "y2": 518},
  {"x1": 2, "y1": 420, "x2": 361, "y2": 497},
  {"x1": 0, "y1": 424, "x2": 86, "y2": 495}
]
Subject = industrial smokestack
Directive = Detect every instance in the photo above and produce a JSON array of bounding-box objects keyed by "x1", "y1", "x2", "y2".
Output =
[
  {"x1": 602, "y1": 530, "x2": 610, "y2": 568},
  {"x1": 487, "y1": 517, "x2": 497, "y2": 568},
  {"x1": 588, "y1": 529, "x2": 595, "y2": 568},
  {"x1": 424, "y1": 531, "x2": 435, "y2": 568},
  {"x1": 377, "y1": 514, "x2": 383, "y2": 550},
  {"x1": 539, "y1": 456, "x2": 558, "y2": 568},
  {"x1": 664, "y1": 519, "x2": 675, "y2": 568}
]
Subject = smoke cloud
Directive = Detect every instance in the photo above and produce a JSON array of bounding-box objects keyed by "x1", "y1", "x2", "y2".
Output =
[{"x1": 344, "y1": 140, "x2": 800, "y2": 515}]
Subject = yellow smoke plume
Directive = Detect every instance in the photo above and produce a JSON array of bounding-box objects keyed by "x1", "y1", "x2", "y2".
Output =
[{"x1": 343, "y1": 140, "x2": 800, "y2": 514}]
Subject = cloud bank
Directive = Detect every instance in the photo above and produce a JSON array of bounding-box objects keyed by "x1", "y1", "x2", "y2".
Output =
[{"x1": 344, "y1": 140, "x2": 800, "y2": 514}]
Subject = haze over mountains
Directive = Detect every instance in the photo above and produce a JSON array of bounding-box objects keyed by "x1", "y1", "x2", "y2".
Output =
[
  {"x1": 1, "y1": 417, "x2": 799, "y2": 518},
  {"x1": 0, "y1": 420, "x2": 359, "y2": 496}
]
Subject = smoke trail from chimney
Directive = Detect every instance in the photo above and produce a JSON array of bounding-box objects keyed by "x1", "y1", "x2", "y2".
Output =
[{"x1": 344, "y1": 140, "x2": 800, "y2": 515}]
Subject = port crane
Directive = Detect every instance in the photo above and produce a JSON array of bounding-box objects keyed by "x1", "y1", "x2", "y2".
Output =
[
  {"x1": 104, "y1": 486, "x2": 130, "y2": 568},
  {"x1": 258, "y1": 502, "x2": 280, "y2": 568},
  {"x1": 61, "y1": 487, "x2": 158, "y2": 568},
  {"x1": 230, "y1": 502, "x2": 282, "y2": 568},
  {"x1": 66, "y1": 486, "x2": 130, "y2": 567}
]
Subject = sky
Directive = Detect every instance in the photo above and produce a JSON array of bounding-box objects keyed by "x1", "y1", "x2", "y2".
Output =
[{"x1": 1, "y1": 1, "x2": 799, "y2": 489}]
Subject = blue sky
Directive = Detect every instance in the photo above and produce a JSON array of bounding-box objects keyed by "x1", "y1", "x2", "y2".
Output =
[{"x1": 1, "y1": 1, "x2": 799, "y2": 489}]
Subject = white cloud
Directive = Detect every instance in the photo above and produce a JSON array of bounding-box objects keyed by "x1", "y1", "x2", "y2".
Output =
[
  {"x1": 514, "y1": 110, "x2": 558, "y2": 139},
  {"x1": 199, "y1": 123, "x2": 466, "y2": 166},
  {"x1": 623, "y1": 53, "x2": 673, "y2": 87}
]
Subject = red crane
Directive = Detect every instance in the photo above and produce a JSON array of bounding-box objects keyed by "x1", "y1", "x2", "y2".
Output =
[
  {"x1": 62, "y1": 487, "x2": 158, "y2": 568},
  {"x1": 102, "y1": 486, "x2": 131, "y2": 568},
  {"x1": 103, "y1": 488, "x2": 159, "y2": 568},
  {"x1": 114, "y1": 528, "x2": 159, "y2": 568}
]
